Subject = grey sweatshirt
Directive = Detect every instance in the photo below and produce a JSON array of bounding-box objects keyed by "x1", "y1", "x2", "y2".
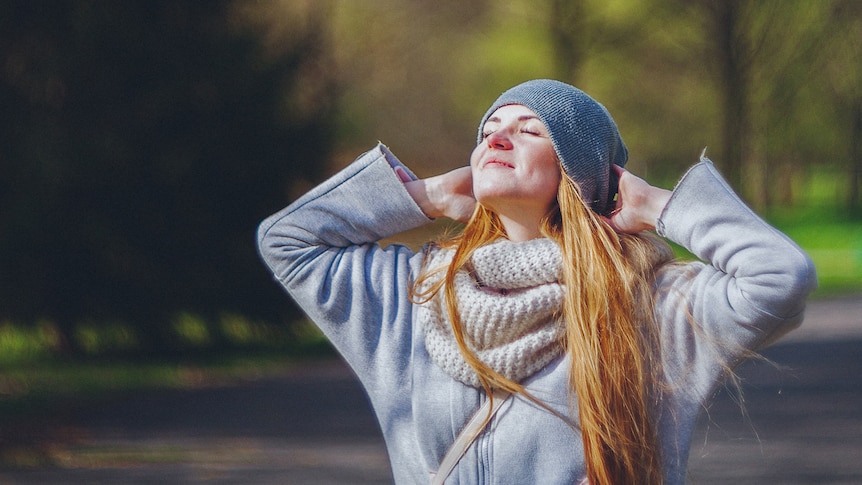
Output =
[{"x1": 257, "y1": 143, "x2": 817, "y2": 484}]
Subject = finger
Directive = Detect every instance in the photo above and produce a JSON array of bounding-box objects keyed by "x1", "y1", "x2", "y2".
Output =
[
  {"x1": 393, "y1": 166, "x2": 412, "y2": 183},
  {"x1": 600, "y1": 213, "x2": 622, "y2": 233},
  {"x1": 609, "y1": 190, "x2": 623, "y2": 213}
]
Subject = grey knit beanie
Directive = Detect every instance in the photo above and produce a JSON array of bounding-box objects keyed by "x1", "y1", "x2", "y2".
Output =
[{"x1": 477, "y1": 79, "x2": 627, "y2": 215}]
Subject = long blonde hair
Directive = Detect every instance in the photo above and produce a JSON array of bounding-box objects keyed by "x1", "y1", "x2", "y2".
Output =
[{"x1": 412, "y1": 168, "x2": 675, "y2": 484}]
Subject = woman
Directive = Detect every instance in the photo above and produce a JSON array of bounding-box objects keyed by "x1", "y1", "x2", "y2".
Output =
[{"x1": 257, "y1": 79, "x2": 817, "y2": 484}]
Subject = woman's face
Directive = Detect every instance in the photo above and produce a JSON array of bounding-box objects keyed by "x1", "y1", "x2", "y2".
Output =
[{"x1": 470, "y1": 104, "x2": 561, "y2": 218}]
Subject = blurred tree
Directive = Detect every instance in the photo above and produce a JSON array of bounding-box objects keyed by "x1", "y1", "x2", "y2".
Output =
[
  {"x1": 645, "y1": 0, "x2": 761, "y2": 195},
  {"x1": 638, "y1": 0, "x2": 849, "y2": 209},
  {"x1": 323, "y1": 0, "x2": 494, "y2": 175},
  {"x1": 709, "y1": 0, "x2": 751, "y2": 192},
  {"x1": 549, "y1": 0, "x2": 586, "y2": 84},
  {"x1": 822, "y1": 0, "x2": 862, "y2": 212},
  {"x1": 1, "y1": 0, "x2": 856, "y2": 358},
  {"x1": 543, "y1": 0, "x2": 712, "y2": 184},
  {"x1": 0, "y1": 0, "x2": 338, "y2": 354}
]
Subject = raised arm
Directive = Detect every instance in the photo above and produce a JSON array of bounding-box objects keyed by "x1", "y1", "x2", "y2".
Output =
[
  {"x1": 649, "y1": 157, "x2": 817, "y2": 398},
  {"x1": 256, "y1": 143, "x2": 431, "y2": 391}
]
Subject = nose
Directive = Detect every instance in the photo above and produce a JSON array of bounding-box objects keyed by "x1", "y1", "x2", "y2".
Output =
[{"x1": 486, "y1": 130, "x2": 513, "y2": 150}]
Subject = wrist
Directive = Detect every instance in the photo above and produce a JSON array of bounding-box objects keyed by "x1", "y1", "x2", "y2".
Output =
[{"x1": 645, "y1": 187, "x2": 672, "y2": 229}]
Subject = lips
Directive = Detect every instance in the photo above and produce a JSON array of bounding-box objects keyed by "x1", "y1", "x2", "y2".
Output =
[{"x1": 483, "y1": 158, "x2": 514, "y2": 169}]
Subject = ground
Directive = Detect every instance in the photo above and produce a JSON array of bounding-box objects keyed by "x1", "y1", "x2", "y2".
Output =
[{"x1": 1, "y1": 295, "x2": 860, "y2": 484}]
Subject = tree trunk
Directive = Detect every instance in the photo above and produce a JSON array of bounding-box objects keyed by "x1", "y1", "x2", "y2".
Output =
[
  {"x1": 850, "y1": 99, "x2": 862, "y2": 212},
  {"x1": 715, "y1": 0, "x2": 749, "y2": 195},
  {"x1": 549, "y1": 0, "x2": 586, "y2": 85}
]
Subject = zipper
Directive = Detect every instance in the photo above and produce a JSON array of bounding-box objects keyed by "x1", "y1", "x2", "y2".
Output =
[{"x1": 478, "y1": 398, "x2": 493, "y2": 485}]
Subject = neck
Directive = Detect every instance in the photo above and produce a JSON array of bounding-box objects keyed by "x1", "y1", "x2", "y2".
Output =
[{"x1": 498, "y1": 212, "x2": 545, "y2": 242}]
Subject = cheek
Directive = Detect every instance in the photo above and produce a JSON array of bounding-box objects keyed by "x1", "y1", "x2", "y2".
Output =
[
  {"x1": 537, "y1": 152, "x2": 561, "y2": 193},
  {"x1": 530, "y1": 161, "x2": 562, "y2": 207},
  {"x1": 533, "y1": 173, "x2": 561, "y2": 206},
  {"x1": 545, "y1": 178, "x2": 562, "y2": 206},
  {"x1": 469, "y1": 144, "x2": 482, "y2": 168},
  {"x1": 469, "y1": 147, "x2": 483, "y2": 189}
]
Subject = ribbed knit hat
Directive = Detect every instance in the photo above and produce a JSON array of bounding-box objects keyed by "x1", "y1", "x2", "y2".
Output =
[{"x1": 477, "y1": 79, "x2": 627, "y2": 215}]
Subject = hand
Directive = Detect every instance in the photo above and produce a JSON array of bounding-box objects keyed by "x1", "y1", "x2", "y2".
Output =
[
  {"x1": 401, "y1": 166, "x2": 476, "y2": 222},
  {"x1": 603, "y1": 165, "x2": 671, "y2": 234}
]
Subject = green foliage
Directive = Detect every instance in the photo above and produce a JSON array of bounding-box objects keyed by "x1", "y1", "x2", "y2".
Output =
[
  {"x1": 172, "y1": 313, "x2": 213, "y2": 348},
  {"x1": 0, "y1": 315, "x2": 331, "y2": 419},
  {"x1": 74, "y1": 321, "x2": 138, "y2": 355},
  {"x1": 0, "y1": 321, "x2": 60, "y2": 365},
  {"x1": 0, "y1": 0, "x2": 860, "y2": 360},
  {"x1": 0, "y1": 0, "x2": 339, "y2": 354},
  {"x1": 0, "y1": 315, "x2": 327, "y2": 364},
  {"x1": 769, "y1": 206, "x2": 862, "y2": 296}
]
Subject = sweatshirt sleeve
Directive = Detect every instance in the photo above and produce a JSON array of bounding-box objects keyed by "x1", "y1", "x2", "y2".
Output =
[
  {"x1": 256, "y1": 143, "x2": 432, "y2": 393},
  {"x1": 654, "y1": 157, "x2": 818, "y2": 398}
]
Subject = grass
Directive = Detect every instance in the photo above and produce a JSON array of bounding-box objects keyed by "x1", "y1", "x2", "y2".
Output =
[
  {"x1": 0, "y1": 353, "x2": 313, "y2": 413},
  {"x1": 0, "y1": 315, "x2": 334, "y2": 425},
  {"x1": 767, "y1": 205, "x2": 862, "y2": 296}
]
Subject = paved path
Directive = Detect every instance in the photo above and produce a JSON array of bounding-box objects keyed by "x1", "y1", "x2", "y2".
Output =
[{"x1": 1, "y1": 295, "x2": 860, "y2": 484}]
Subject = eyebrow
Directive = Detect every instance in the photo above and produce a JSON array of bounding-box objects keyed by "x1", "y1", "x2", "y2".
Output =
[{"x1": 485, "y1": 115, "x2": 541, "y2": 124}]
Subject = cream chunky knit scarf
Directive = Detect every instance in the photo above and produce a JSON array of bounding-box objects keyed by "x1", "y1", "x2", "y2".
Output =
[{"x1": 419, "y1": 238, "x2": 566, "y2": 388}]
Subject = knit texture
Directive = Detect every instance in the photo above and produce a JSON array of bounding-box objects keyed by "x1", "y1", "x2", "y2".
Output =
[
  {"x1": 477, "y1": 79, "x2": 628, "y2": 215},
  {"x1": 419, "y1": 238, "x2": 566, "y2": 388}
]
